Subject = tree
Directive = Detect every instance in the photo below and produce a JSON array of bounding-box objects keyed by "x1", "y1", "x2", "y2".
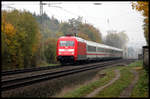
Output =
[
  {"x1": 118, "y1": 31, "x2": 129, "y2": 48},
  {"x1": 32, "y1": 14, "x2": 102, "y2": 65},
  {"x1": 59, "y1": 22, "x2": 72, "y2": 35},
  {"x1": 2, "y1": 10, "x2": 40, "y2": 70},
  {"x1": 132, "y1": 1, "x2": 149, "y2": 44},
  {"x1": 2, "y1": 13, "x2": 19, "y2": 69},
  {"x1": 44, "y1": 37, "x2": 57, "y2": 64},
  {"x1": 79, "y1": 23, "x2": 102, "y2": 43},
  {"x1": 68, "y1": 16, "x2": 83, "y2": 36},
  {"x1": 103, "y1": 30, "x2": 128, "y2": 49},
  {"x1": 33, "y1": 13, "x2": 60, "y2": 39},
  {"x1": 78, "y1": 32, "x2": 91, "y2": 41}
]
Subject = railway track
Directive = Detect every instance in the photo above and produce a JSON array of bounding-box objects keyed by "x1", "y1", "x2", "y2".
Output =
[
  {"x1": 2, "y1": 65, "x2": 63, "y2": 76},
  {"x1": 1, "y1": 60, "x2": 114, "y2": 76},
  {"x1": 1, "y1": 59, "x2": 136, "y2": 91},
  {"x1": 2, "y1": 59, "x2": 136, "y2": 76}
]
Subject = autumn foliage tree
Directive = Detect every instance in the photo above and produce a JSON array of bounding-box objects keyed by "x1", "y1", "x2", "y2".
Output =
[
  {"x1": 2, "y1": 10, "x2": 40, "y2": 70},
  {"x1": 79, "y1": 23, "x2": 102, "y2": 43},
  {"x1": 2, "y1": 13, "x2": 19, "y2": 69},
  {"x1": 58, "y1": 16, "x2": 102, "y2": 43},
  {"x1": 44, "y1": 37, "x2": 57, "y2": 64},
  {"x1": 132, "y1": 1, "x2": 149, "y2": 45}
]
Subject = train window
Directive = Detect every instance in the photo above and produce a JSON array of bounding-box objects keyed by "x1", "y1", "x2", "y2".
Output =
[
  {"x1": 98, "y1": 48, "x2": 104, "y2": 52},
  {"x1": 87, "y1": 45, "x2": 96, "y2": 52},
  {"x1": 59, "y1": 41, "x2": 74, "y2": 46}
]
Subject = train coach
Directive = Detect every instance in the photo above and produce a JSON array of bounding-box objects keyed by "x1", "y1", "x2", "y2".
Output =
[{"x1": 56, "y1": 35, "x2": 123, "y2": 64}]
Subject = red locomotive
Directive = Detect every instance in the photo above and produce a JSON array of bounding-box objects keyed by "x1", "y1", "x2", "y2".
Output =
[{"x1": 56, "y1": 35, "x2": 123, "y2": 64}]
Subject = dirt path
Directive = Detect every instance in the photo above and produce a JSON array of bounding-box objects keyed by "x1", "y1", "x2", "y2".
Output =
[
  {"x1": 86, "y1": 69, "x2": 120, "y2": 97},
  {"x1": 119, "y1": 69, "x2": 139, "y2": 97}
]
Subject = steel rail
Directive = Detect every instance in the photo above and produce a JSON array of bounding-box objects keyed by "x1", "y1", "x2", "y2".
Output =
[
  {"x1": 2, "y1": 59, "x2": 136, "y2": 76},
  {"x1": 2, "y1": 59, "x2": 122, "y2": 84},
  {"x1": 2, "y1": 65, "x2": 64, "y2": 76},
  {"x1": 1, "y1": 59, "x2": 135, "y2": 91},
  {"x1": 1, "y1": 60, "x2": 118, "y2": 76}
]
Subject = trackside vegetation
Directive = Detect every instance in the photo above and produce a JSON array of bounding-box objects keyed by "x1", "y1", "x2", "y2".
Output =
[
  {"x1": 95, "y1": 67, "x2": 133, "y2": 97},
  {"x1": 130, "y1": 61, "x2": 149, "y2": 97},
  {"x1": 63, "y1": 68, "x2": 116, "y2": 97},
  {"x1": 62, "y1": 60, "x2": 148, "y2": 98},
  {"x1": 2, "y1": 10, "x2": 40, "y2": 70}
]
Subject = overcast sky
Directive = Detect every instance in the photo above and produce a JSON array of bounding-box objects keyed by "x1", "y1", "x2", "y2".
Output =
[{"x1": 2, "y1": 1, "x2": 147, "y2": 49}]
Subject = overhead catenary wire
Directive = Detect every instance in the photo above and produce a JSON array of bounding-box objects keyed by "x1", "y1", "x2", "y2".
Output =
[
  {"x1": 2, "y1": 2, "x2": 132, "y2": 5},
  {"x1": 2, "y1": 2, "x2": 136, "y2": 19}
]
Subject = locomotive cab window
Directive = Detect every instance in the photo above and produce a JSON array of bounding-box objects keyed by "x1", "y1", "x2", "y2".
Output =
[{"x1": 59, "y1": 41, "x2": 74, "y2": 46}]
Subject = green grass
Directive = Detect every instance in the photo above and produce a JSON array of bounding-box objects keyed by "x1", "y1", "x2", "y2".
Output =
[
  {"x1": 2, "y1": 61, "x2": 60, "y2": 71},
  {"x1": 95, "y1": 60, "x2": 148, "y2": 98},
  {"x1": 63, "y1": 68, "x2": 116, "y2": 97},
  {"x1": 62, "y1": 60, "x2": 149, "y2": 98},
  {"x1": 131, "y1": 66, "x2": 149, "y2": 97},
  {"x1": 127, "y1": 60, "x2": 148, "y2": 97},
  {"x1": 128, "y1": 60, "x2": 143, "y2": 67},
  {"x1": 95, "y1": 67, "x2": 134, "y2": 97},
  {"x1": 37, "y1": 61, "x2": 60, "y2": 67},
  {"x1": 38, "y1": 63, "x2": 60, "y2": 67}
]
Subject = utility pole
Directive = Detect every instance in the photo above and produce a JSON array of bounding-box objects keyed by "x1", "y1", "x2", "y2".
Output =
[
  {"x1": 40, "y1": 1, "x2": 45, "y2": 62},
  {"x1": 39, "y1": 1, "x2": 62, "y2": 62},
  {"x1": 40, "y1": 1, "x2": 43, "y2": 24}
]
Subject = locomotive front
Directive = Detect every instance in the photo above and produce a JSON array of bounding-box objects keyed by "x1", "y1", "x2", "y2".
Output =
[{"x1": 56, "y1": 36, "x2": 77, "y2": 64}]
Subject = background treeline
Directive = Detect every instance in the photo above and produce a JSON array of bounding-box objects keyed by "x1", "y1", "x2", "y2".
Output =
[
  {"x1": 32, "y1": 12, "x2": 103, "y2": 65},
  {"x1": 102, "y1": 30, "x2": 129, "y2": 49},
  {"x1": 2, "y1": 10, "x2": 129, "y2": 71},
  {"x1": 1, "y1": 10, "x2": 103, "y2": 70}
]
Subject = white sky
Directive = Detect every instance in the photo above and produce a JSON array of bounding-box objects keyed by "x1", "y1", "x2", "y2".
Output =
[{"x1": 2, "y1": 1, "x2": 147, "y2": 49}]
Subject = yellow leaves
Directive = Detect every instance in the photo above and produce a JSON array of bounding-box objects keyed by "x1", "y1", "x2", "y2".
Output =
[
  {"x1": 5, "y1": 39, "x2": 11, "y2": 45},
  {"x1": 144, "y1": 18, "x2": 148, "y2": 24},
  {"x1": 78, "y1": 32, "x2": 90, "y2": 41},
  {"x1": 56, "y1": 32, "x2": 64, "y2": 38},
  {"x1": 32, "y1": 44, "x2": 38, "y2": 55},
  {"x1": 36, "y1": 31, "x2": 42, "y2": 41},
  {"x1": 132, "y1": 1, "x2": 149, "y2": 18},
  {"x1": 2, "y1": 20, "x2": 16, "y2": 38},
  {"x1": 2, "y1": 10, "x2": 41, "y2": 69},
  {"x1": 132, "y1": 1, "x2": 149, "y2": 45},
  {"x1": 79, "y1": 23, "x2": 102, "y2": 43},
  {"x1": 5, "y1": 23, "x2": 16, "y2": 37},
  {"x1": 2, "y1": 12, "x2": 16, "y2": 38},
  {"x1": 2, "y1": 20, "x2": 16, "y2": 46},
  {"x1": 137, "y1": 1, "x2": 149, "y2": 17}
]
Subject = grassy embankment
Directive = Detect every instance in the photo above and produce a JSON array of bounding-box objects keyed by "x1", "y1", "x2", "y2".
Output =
[
  {"x1": 130, "y1": 61, "x2": 149, "y2": 97},
  {"x1": 37, "y1": 60, "x2": 60, "y2": 67},
  {"x1": 37, "y1": 63, "x2": 59, "y2": 67},
  {"x1": 3, "y1": 62, "x2": 60, "y2": 71},
  {"x1": 63, "y1": 60, "x2": 148, "y2": 98}
]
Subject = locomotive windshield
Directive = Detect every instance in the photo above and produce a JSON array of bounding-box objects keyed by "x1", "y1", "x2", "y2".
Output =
[{"x1": 59, "y1": 41, "x2": 74, "y2": 47}]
